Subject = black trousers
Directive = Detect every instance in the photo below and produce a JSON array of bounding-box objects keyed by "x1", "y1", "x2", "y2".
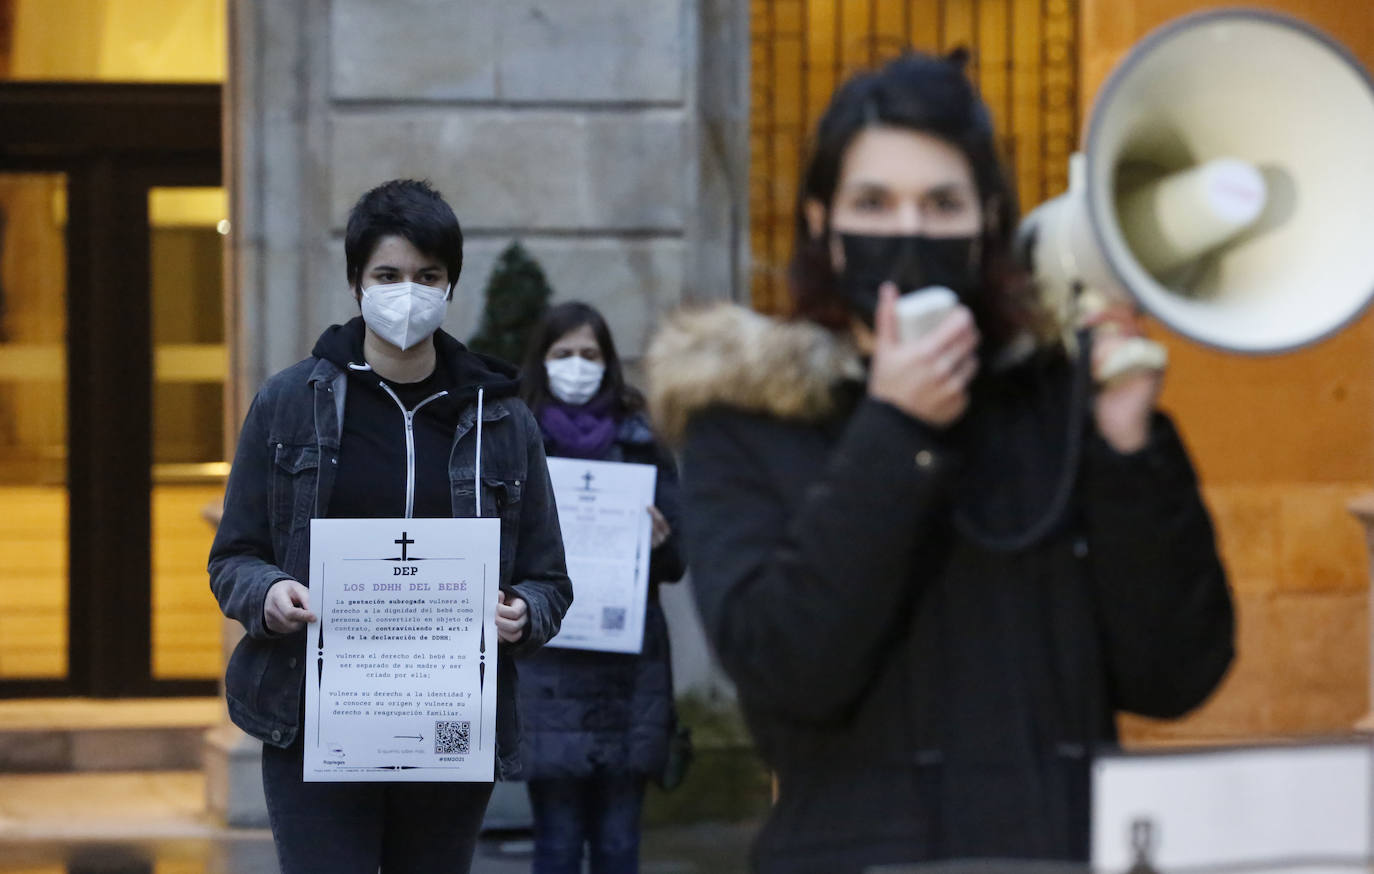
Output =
[{"x1": 261, "y1": 738, "x2": 493, "y2": 874}]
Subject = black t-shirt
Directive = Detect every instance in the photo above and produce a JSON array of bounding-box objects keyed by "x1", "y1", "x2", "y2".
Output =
[{"x1": 328, "y1": 366, "x2": 458, "y2": 519}]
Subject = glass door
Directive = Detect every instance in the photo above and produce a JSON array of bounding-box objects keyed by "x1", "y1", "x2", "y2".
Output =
[
  {"x1": 0, "y1": 171, "x2": 69, "y2": 692},
  {"x1": 148, "y1": 186, "x2": 228, "y2": 682}
]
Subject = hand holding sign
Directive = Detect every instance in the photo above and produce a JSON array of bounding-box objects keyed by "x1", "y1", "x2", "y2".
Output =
[
  {"x1": 495, "y1": 591, "x2": 529, "y2": 643},
  {"x1": 264, "y1": 579, "x2": 316, "y2": 634}
]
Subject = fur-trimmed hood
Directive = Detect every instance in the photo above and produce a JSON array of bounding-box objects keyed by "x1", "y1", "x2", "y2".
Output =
[{"x1": 646, "y1": 304, "x2": 863, "y2": 443}]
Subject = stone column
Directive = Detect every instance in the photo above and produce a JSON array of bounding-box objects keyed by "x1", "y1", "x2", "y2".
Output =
[{"x1": 205, "y1": 0, "x2": 331, "y2": 828}]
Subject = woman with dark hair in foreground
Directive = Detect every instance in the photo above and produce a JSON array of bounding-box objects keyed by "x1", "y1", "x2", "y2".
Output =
[{"x1": 648, "y1": 52, "x2": 1233, "y2": 871}]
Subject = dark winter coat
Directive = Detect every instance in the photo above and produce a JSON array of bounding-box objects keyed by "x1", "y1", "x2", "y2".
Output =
[
  {"x1": 208, "y1": 319, "x2": 574, "y2": 779},
  {"x1": 518, "y1": 412, "x2": 687, "y2": 779},
  {"x1": 646, "y1": 306, "x2": 1234, "y2": 872}
]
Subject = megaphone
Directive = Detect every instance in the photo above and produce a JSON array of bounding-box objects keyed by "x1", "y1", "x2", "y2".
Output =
[{"x1": 1019, "y1": 9, "x2": 1374, "y2": 376}]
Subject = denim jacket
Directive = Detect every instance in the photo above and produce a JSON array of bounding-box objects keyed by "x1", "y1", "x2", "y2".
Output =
[{"x1": 209, "y1": 342, "x2": 573, "y2": 779}]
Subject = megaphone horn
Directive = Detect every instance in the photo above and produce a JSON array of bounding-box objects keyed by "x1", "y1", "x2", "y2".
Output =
[{"x1": 1019, "y1": 8, "x2": 1374, "y2": 370}]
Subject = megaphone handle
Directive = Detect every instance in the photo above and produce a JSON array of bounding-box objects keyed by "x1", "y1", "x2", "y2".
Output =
[
  {"x1": 1096, "y1": 336, "x2": 1169, "y2": 385},
  {"x1": 1071, "y1": 283, "x2": 1168, "y2": 384}
]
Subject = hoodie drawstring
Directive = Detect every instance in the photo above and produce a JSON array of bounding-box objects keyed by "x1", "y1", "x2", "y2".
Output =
[{"x1": 474, "y1": 387, "x2": 484, "y2": 518}]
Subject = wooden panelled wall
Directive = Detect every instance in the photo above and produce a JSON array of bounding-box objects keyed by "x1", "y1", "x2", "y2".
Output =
[
  {"x1": 749, "y1": 0, "x2": 1078, "y2": 314},
  {"x1": 1085, "y1": 0, "x2": 1374, "y2": 745},
  {"x1": 751, "y1": 0, "x2": 1374, "y2": 744}
]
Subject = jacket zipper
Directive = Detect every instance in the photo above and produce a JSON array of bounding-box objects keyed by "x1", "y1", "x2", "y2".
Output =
[{"x1": 378, "y1": 383, "x2": 448, "y2": 519}]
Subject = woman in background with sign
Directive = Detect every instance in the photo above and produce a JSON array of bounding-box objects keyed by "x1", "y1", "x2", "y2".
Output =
[
  {"x1": 208, "y1": 179, "x2": 573, "y2": 874},
  {"x1": 647, "y1": 52, "x2": 1234, "y2": 871},
  {"x1": 517, "y1": 301, "x2": 687, "y2": 874}
]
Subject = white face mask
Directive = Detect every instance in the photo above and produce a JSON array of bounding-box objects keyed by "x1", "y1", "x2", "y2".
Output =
[
  {"x1": 546, "y1": 357, "x2": 605, "y2": 406},
  {"x1": 360, "y1": 281, "x2": 449, "y2": 351}
]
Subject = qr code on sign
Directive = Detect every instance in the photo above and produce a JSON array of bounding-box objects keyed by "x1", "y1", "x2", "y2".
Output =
[
  {"x1": 434, "y1": 720, "x2": 470, "y2": 755},
  {"x1": 601, "y1": 607, "x2": 626, "y2": 631}
]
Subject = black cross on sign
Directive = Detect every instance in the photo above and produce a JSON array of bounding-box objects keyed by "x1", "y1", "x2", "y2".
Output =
[
  {"x1": 395, "y1": 532, "x2": 414, "y2": 561},
  {"x1": 582, "y1": 471, "x2": 594, "y2": 491}
]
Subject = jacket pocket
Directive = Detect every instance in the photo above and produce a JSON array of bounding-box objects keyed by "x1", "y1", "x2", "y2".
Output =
[
  {"x1": 456, "y1": 476, "x2": 524, "y2": 581},
  {"x1": 272, "y1": 444, "x2": 318, "y2": 527},
  {"x1": 225, "y1": 634, "x2": 270, "y2": 715},
  {"x1": 490, "y1": 477, "x2": 524, "y2": 580},
  {"x1": 484, "y1": 476, "x2": 522, "y2": 515},
  {"x1": 272, "y1": 443, "x2": 319, "y2": 572}
]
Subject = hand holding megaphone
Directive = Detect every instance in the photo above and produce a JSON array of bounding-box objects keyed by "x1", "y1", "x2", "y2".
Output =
[
  {"x1": 1075, "y1": 286, "x2": 1169, "y2": 385},
  {"x1": 1082, "y1": 301, "x2": 1164, "y2": 453}
]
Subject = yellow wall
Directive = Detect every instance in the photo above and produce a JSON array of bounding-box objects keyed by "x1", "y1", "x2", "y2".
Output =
[
  {"x1": 9, "y1": 0, "x2": 224, "y2": 81},
  {"x1": 1081, "y1": 0, "x2": 1374, "y2": 744}
]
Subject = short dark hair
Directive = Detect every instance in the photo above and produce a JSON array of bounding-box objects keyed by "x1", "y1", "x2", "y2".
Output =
[
  {"x1": 789, "y1": 50, "x2": 1037, "y2": 348},
  {"x1": 344, "y1": 179, "x2": 463, "y2": 293},
  {"x1": 519, "y1": 301, "x2": 644, "y2": 417}
]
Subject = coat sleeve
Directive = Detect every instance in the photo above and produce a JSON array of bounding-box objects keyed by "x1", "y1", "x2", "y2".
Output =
[
  {"x1": 681, "y1": 399, "x2": 953, "y2": 725},
  {"x1": 505, "y1": 405, "x2": 574, "y2": 656},
  {"x1": 208, "y1": 393, "x2": 294, "y2": 639},
  {"x1": 1082, "y1": 412, "x2": 1235, "y2": 718},
  {"x1": 648, "y1": 441, "x2": 687, "y2": 585}
]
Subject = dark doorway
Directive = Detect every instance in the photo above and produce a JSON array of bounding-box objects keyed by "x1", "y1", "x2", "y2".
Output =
[{"x1": 0, "y1": 83, "x2": 222, "y2": 696}]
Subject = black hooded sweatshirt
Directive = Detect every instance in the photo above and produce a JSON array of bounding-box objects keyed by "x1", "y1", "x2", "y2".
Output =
[{"x1": 311, "y1": 317, "x2": 521, "y2": 519}]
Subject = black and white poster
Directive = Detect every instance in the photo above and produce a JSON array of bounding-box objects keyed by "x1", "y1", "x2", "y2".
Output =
[
  {"x1": 303, "y1": 518, "x2": 500, "y2": 782},
  {"x1": 544, "y1": 458, "x2": 656, "y2": 654}
]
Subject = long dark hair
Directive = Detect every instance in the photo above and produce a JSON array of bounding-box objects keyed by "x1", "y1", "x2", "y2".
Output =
[
  {"x1": 789, "y1": 49, "x2": 1038, "y2": 349},
  {"x1": 519, "y1": 301, "x2": 645, "y2": 416}
]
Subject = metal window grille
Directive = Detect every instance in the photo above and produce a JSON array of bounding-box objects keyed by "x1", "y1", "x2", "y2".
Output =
[{"x1": 749, "y1": 0, "x2": 1079, "y2": 313}]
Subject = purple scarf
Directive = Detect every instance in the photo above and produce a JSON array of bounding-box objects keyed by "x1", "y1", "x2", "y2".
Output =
[{"x1": 539, "y1": 396, "x2": 618, "y2": 459}]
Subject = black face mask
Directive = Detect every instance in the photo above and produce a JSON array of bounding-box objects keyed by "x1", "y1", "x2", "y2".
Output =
[{"x1": 838, "y1": 232, "x2": 982, "y2": 327}]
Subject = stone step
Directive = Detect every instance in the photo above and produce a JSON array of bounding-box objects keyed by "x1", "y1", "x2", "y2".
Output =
[
  {"x1": 0, "y1": 770, "x2": 217, "y2": 841},
  {"x1": 0, "y1": 698, "x2": 221, "y2": 773}
]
